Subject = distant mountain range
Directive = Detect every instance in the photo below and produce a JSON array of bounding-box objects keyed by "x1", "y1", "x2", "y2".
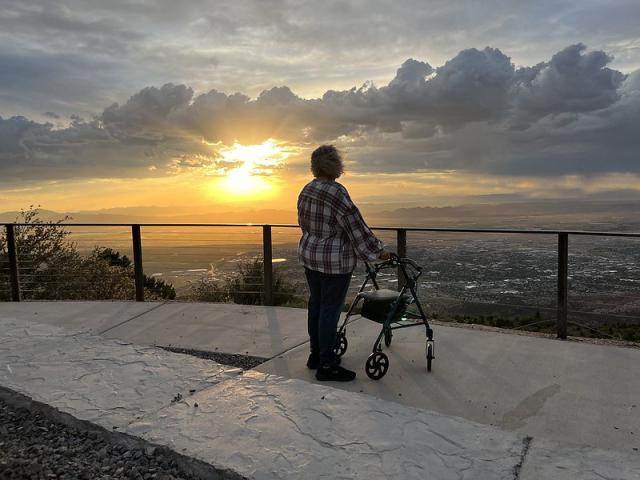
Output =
[
  {"x1": 2, "y1": 199, "x2": 640, "y2": 230},
  {"x1": 0, "y1": 207, "x2": 299, "y2": 225},
  {"x1": 377, "y1": 200, "x2": 640, "y2": 217}
]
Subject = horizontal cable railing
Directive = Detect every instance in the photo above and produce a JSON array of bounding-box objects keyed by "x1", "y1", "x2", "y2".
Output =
[{"x1": 3, "y1": 223, "x2": 640, "y2": 340}]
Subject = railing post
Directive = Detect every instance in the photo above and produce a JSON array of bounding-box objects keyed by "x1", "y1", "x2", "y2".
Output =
[
  {"x1": 132, "y1": 225, "x2": 145, "y2": 302},
  {"x1": 6, "y1": 224, "x2": 21, "y2": 301},
  {"x1": 262, "y1": 225, "x2": 274, "y2": 306},
  {"x1": 557, "y1": 233, "x2": 568, "y2": 339},
  {"x1": 397, "y1": 228, "x2": 407, "y2": 291}
]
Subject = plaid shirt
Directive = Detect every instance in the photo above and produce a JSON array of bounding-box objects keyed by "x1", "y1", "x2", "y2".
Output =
[{"x1": 297, "y1": 179, "x2": 384, "y2": 274}]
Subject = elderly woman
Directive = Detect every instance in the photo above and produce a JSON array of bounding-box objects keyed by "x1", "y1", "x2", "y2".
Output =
[{"x1": 298, "y1": 145, "x2": 391, "y2": 382}]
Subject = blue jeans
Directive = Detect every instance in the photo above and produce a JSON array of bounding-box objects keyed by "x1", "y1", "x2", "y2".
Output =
[{"x1": 305, "y1": 267, "x2": 352, "y2": 365}]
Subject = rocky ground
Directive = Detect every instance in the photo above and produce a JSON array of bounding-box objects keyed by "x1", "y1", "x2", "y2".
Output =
[
  {"x1": 0, "y1": 399, "x2": 199, "y2": 480},
  {"x1": 159, "y1": 346, "x2": 267, "y2": 370}
]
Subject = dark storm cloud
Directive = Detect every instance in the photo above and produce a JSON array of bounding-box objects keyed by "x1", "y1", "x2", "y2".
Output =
[
  {"x1": 0, "y1": 115, "x2": 158, "y2": 181},
  {"x1": 101, "y1": 84, "x2": 195, "y2": 142},
  {"x1": 0, "y1": 44, "x2": 639, "y2": 183},
  {"x1": 3, "y1": 0, "x2": 640, "y2": 120},
  {"x1": 511, "y1": 44, "x2": 626, "y2": 123}
]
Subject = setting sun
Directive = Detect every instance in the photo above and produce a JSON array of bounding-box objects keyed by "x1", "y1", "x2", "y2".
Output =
[{"x1": 214, "y1": 139, "x2": 289, "y2": 199}]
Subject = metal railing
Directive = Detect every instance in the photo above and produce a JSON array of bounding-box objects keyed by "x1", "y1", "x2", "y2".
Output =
[{"x1": 3, "y1": 222, "x2": 640, "y2": 339}]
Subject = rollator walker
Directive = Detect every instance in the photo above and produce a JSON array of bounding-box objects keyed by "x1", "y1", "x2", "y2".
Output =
[{"x1": 334, "y1": 253, "x2": 435, "y2": 380}]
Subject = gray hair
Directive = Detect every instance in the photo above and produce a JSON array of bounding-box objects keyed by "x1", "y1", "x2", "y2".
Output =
[{"x1": 310, "y1": 145, "x2": 344, "y2": 179}]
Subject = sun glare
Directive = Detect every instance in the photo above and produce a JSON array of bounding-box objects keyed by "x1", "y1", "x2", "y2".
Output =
[{"x1": 214, "y1": 139, "x2": 288, "y2": 199}]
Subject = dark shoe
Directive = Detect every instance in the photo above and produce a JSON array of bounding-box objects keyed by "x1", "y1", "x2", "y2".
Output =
[
  {"x1": 307, "y1": 354, "x2": 340, "y2": 370},
  {"x1": 315, "y1": 364, "x2": 356, "y2": 382}
]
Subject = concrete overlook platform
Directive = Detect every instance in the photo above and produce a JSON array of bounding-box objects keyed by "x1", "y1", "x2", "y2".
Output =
[{"x1": 1, "y1": 301, "x2": 639, "y2": 479}]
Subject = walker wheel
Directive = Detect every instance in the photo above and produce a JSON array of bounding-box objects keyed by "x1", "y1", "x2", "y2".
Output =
[
  {"x1": 365, "y1": 352, "x2": 389, "y2": 380},
  {"x1": 384, "y1": 327, "x2": 392, "y2": 347},
  {"x1": 426, "y1": 342, "x2": 434, "y2": 372},
  {"x1": 334, "y1": 331, "x2": 348, "y2": 357}
]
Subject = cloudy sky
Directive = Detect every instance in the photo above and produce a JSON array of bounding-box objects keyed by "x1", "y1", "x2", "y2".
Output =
[{"x1": 1, "y1": 0, "x2": 640, "y2": 213}]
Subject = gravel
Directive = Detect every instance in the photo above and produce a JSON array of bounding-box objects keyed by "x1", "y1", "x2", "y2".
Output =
[
  {"x1": 158, "y1": 346, "x2": 267, "y2": 370},
  {"x1": 0, "y1": 398, "x2": 199, "y2": 480}
]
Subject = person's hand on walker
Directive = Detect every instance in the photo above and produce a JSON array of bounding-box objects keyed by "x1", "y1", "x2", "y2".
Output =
[{"x1": 379, "y1": 250, "x2": 394, "y2": 261}]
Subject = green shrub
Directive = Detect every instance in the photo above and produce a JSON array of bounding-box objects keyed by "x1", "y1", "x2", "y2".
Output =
[
  {"x1": 189, "y1": 258, "x2": 299, "y2": 306},
  {"x1": 0, "y1": 207, "x2": 176, "y2": 301}
]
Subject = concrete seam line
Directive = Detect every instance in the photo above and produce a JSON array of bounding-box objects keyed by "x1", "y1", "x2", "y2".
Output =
[
  {"x1": 267, "y1": 338, "x2": 311, "y2": 361},
  {"x1": 266, "y1": 315, "x2": 368, "y2": 361},
  {"x1": 513, "y1": 436, "x2": 533, "y2": 480},
  {"x1": 0, "y1": 385, "x2": 247, "y2": 480},
  {"x1": 98, "y1": 302, "x2": 167, "y2": 335}
]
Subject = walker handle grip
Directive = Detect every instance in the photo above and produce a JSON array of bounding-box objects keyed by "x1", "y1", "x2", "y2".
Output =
[{"x1": 391, "y1": 254, "x2": 422, "y2": 272}]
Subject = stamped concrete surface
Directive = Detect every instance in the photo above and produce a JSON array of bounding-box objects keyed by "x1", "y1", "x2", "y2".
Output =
[
  {"x1": 1, "y1": 310, "x2": 639, "y2": 479},
  {"x1": 0, "y1": 316, "x2": 239, "y2": 430},
  {"x1": 130, "y1": 371, "x2": 524, "y2": 480},
  {"x1": 257, "y1": 316, "x2": 640, "y2": 453},
  {"x1": 101, "y1": 302, "x2": 310, "y2": 358},
  {"x1": 0, "y1": 315, "x2": 527, "y2": 479},
  {"x1": 3, "y1": 301, "x2": 640, "y2": 453}
]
